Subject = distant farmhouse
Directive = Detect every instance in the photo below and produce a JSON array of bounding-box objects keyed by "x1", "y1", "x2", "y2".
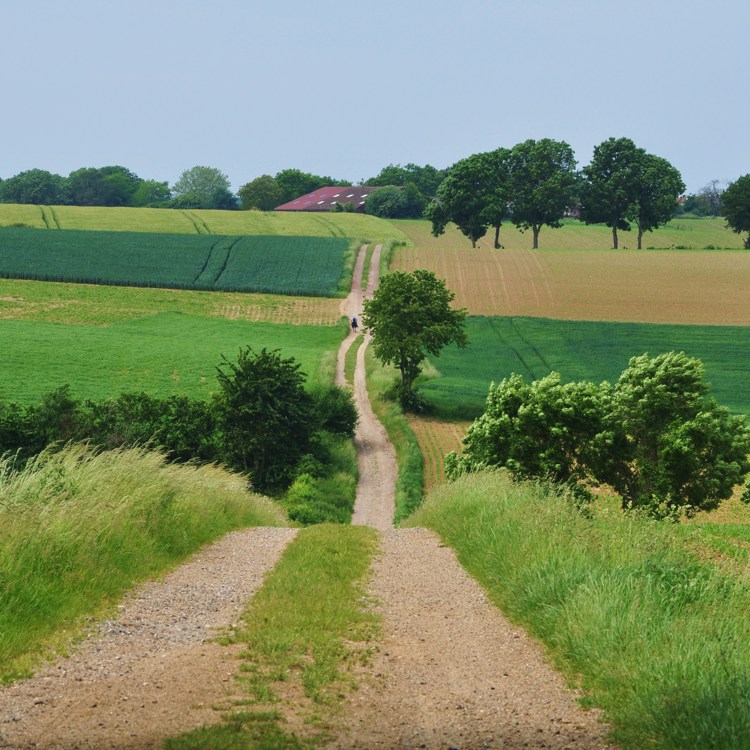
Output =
[{"x1": 275, "y1": 186, "x2": 377, "y2": 213}]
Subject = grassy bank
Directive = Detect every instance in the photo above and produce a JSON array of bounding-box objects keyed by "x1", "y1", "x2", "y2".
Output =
[
  {"x1": 0, "y1": 444, "x2": 286, "y2": 682},
  {"x1": 408, "y1": 472, "x2": 750, "y2": 750},
  {"x1": 164, "y1": 524, "x2": 378, "y2": 749}
]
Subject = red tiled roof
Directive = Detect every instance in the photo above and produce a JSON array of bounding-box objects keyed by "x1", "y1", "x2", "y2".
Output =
[{"x1": 275, "y1": 186, "x2": 376, "y2": 212}]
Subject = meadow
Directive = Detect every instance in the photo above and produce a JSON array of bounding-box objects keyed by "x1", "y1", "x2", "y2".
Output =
[
  {"x1": 417, "y1": 316, "x2": 750, "y2": 419},
  {"x1": 0, "y1": 228, "x2": 351, "y2": 296},
  {"x1": 0, "y1": 313, "x2": 344, "y2": 403},
  {"x1": 392, "y1": 218, "x2": 750, "y2": 325},
  {"x1": 0, "y1": 277, "x2": 344, "y2": 326},
  {"x1": 0, "y1": 203, "x2": 410, "y2": 245}
]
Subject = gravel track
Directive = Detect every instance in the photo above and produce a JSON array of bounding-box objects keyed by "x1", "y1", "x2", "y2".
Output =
[
  {"x1": 0, "y1": 527, "x2": 297, "y2": 749},
  {"x1": 0, "y1": 244, "x2": 614, "y2": 749}
]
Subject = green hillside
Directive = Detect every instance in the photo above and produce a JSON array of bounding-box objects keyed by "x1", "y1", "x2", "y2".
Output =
[{"x1": 0, "y1": 204, "x2": 409, "y2": 244}]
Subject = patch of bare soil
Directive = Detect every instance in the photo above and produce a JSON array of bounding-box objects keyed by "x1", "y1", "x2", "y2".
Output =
[{"x1": 0, "y1": 527, "x2": 297, "y2": 749}]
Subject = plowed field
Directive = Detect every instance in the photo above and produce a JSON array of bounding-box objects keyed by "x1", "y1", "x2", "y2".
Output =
[
  {"x1": 407, "y1": 416, "x2": 471, "y2": 492},
  {"x1": 392, "y1": 220, "x2": 750, "y2": 325}
]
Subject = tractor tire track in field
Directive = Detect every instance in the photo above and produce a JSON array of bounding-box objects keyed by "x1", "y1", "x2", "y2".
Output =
[
  {"x1": 180, "y1": 211, "x2": 211, "y2": 235},
  {"x1": 329, "y1": 249, "x2": 614, "y2": 748},
  {"x1": 191, "y1": 236, "x2": 226, "y2": 285}
]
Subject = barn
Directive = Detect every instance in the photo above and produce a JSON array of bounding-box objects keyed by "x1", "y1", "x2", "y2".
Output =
[{"x1": 274, "y1": 186, "x2": 377, "y2": 213}]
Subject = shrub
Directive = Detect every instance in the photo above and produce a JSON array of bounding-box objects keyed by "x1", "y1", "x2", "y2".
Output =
[{"x1": 451, "y1": 353, "x2": 750, "y2": 515}]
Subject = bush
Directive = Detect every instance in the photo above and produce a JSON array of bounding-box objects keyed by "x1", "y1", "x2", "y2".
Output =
[{"x1": 451, "y1": 353, "x2": 750, "y2": 515}]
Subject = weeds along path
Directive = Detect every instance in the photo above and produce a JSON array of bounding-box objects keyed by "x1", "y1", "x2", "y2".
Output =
[{"x1": 0, "y1": 527, "x2": 297, "y2": 750}]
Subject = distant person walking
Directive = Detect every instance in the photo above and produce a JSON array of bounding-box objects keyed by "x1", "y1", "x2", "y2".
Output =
[{"x1": 351, "y1": 315, "x2": 359, "y2": 333}]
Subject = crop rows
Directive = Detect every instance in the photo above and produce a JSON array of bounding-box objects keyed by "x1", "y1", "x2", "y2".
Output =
[
  {"x1": 393, "y1": 219, "x2": 750, "y2": 325},
  {"x1": 0, "y1": 228, "x2": 349, "y2": 297},
  {"x1": 419, "y1": 316, "x2": 750, "y2": 419},
  {"x1": 407, "y1": 416, "x2": 471, "y2": 492}
]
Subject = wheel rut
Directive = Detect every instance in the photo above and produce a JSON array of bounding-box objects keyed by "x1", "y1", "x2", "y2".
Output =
[{"x1": 330, "y1": 244, "x2": 614, "y2": 748}]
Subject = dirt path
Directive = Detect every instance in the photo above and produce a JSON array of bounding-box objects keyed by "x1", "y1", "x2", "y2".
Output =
[
  {"x1": 328, "y1": 249, "x2": 614, "y2": 747},
  {"x1": 0, "y1": 527, "x2": 297, "y2": 749}
]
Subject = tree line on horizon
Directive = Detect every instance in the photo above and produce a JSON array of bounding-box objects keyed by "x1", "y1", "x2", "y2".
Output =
[{"x1": 2, "y1": 145, "x2": 749, "y2": 248}]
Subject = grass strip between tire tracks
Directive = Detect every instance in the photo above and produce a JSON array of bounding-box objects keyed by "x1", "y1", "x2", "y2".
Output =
[{"x1": 163, "y1": 524, "x2": 379, "y2": 750}]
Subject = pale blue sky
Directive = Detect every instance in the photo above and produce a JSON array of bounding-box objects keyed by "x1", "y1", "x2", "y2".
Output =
[{"x1": 2, "y1": 0, "x2": 748, "y2": 193}]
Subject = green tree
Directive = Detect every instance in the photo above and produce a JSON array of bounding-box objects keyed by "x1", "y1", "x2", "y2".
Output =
[
  {"x1": 722, "y1": 174, "x2": 750, "y2": 248},
  {"x1": 365, "y1": 163, "x2": 446, "y2": 199},
  {"x1": 172, "y1": 166, "x2": 234, "y2": 209},
  {"x1": 612, "y1": 352, "x2": 750, "y2": 514},
  {"x1": 448, "y1": 352, "x2": 750, "y2": 516},
  {"x1": 274, "y1": 168, "x2": 346, "y2": 205},
  {"x1": 633, "y1": 154, "x2": 685, "y2": 249},
  {"x1": 364, "y1": 184, "x2": 426, "y2": 219},
  {"x1": 446, "y1": 372, "x2": 621, "y2": 501},
  {"x1": 238, "y1": 174, "x2": 282, "y2": 210},
  {"x1": 0, "y1": 169, "x2": 67, "y2": 204},
  {"x1": 129, "y1": 179, "x2": 171, "y2": 207},
  {"x1": 362, "y1": 270, "x2": 468, "y2": 410},
  {"x1": 508, "y1": 138, "x2": 578, "y2": 249},
  {"x1": 580, "y1": 137, "x2": 643, "y2": 249},
  {"x1": 215, "y1": 347, "x2": 315, "y2": 492},
  {"x1": 426, "y1": 149, "x2": 511, "y2": 248},
  {"x1": 66, "y1": 166, "x2": 142, "y2": 207}
]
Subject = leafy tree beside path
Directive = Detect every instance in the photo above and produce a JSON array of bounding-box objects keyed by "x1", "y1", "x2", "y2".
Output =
[{"x1": 362, "y1": 270, "x2": 467, "y2": 411}]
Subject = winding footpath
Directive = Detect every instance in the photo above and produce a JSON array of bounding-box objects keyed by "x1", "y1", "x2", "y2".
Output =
[{"x1": 0, "y1": 244, "x2": 614, "y2": 749}]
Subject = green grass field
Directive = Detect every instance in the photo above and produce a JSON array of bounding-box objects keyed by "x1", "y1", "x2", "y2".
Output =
[
  {"x1": 418, "y1": 316, "x2": 750, "y2": 418},
  {"x1": 0, "y1": 313, "x2": 344, "y2": 403},
  {"x1": 0, "y1": 204, "x2": 410, "y2": 244},
  {"x1": 0, "y1": 228, "x2": 350, "y2": 296}
]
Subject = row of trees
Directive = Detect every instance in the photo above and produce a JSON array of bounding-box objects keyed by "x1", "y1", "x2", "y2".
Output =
[
  {"x1": 426, "y1": 137, "x2": 687, "y2": 249},
  {"x1": 0, "y1": 165, "x2": 236, "y2": 210}
]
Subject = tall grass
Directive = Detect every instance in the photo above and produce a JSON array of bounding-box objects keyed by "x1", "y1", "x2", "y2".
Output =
[
  {"x1": 408, "y1": 472, "x2": 750, "y2": 750},
  {"x1": 0, "y1": 444, "x2": 286, "y2": 681}
]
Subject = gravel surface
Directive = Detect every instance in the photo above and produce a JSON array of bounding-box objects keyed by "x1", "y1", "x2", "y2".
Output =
[
  {"x1": 0, "y1": 527, "x2": 297, "y2": 749},
  {"x1": 327, "y1": 528, "x2": 614, "y2": 749}
]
